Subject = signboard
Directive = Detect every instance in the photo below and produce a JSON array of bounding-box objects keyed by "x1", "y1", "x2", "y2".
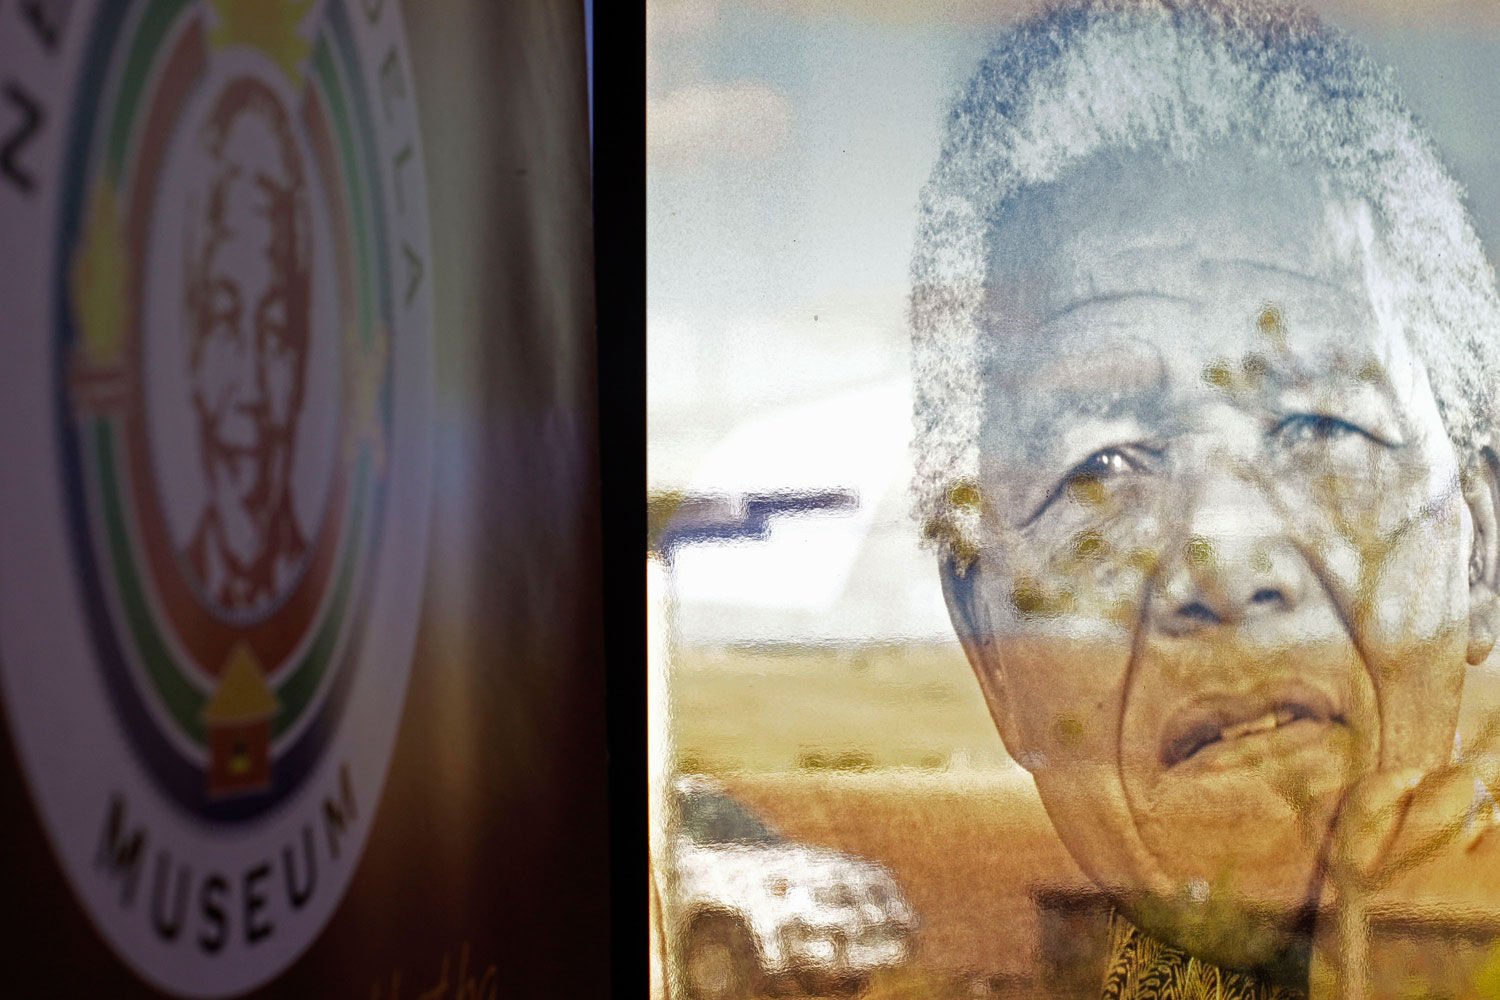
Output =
[
  {"x1": 2, "y1": 2, "x2": 605, "y2": 995},
  {"x1": 1, "y1": 2, "x2": 432, "y2": 993},
  {"x1": 648, "y1": 2, "x2": 1500, "y2": 998}
]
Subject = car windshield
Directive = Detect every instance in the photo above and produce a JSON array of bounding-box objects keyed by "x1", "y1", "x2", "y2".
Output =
[{"x1": 679, "y1": 790, "x2": 783, "y2": 846}]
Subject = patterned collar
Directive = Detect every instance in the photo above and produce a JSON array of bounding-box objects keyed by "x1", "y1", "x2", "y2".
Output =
[{"x1": 1101, "y1": 912, "x2": 1307, "y2": 1000}]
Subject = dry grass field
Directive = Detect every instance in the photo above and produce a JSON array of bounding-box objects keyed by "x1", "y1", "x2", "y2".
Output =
[
  {"x1": 663, "y1": 642, "x2": 1500, "y2": 995},
  {"x1": 665, "y1": 643, "x2": 1100, "y2": 993},
  {"x1": 722, "y1": 768, "x2": 1099, "y2": 994},
  {"x1": 668, "y1": 642, "x2": 1009, "y2": 775}
]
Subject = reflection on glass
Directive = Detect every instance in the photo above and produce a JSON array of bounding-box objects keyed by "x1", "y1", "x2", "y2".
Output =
[
  {"x1": 649, "y1": 1, "x2": 1500, "y2": 998},
  {"x1": 677, "y1": 784, "x2": 784, "y2": 847}
]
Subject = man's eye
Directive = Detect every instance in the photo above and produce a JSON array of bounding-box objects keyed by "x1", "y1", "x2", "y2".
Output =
[
  {"x1": 1069, "y1": 448, "x2": 1141, "y2": 481},
  {"x1": 1271, "y1": 413, "x2": 1381, "y2": 447},
  {"x1": 1023, "y1": 446, "x2": 1153, "y2": 527}
]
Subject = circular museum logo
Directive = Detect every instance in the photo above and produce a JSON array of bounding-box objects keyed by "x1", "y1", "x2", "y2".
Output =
[{"x1": 0, "y1": 0, "x2": 433, "y2": 994}]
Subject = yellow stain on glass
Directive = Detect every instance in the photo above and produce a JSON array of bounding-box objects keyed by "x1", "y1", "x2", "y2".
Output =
[
  {"x1": 1009, "y1": 577, "x2": 1075, "y2": 618},
  {"x1": 1053, "y1": 715, "x2": 1085, "y2": 747},
  {"x1": 1068, "y1": 475, "x2": 1106, "y2": 507},
  {"x1": 1202, "y1": 360, "x2": 1234, "y2": 391},
  {"x1": 922, "y1": 514, "x2": 978, "y2": 570},
  {"x1": 947, "y1": 480, "x2": 982, "y2": 512},
  {"x1": 1072, "y1": 529, "x2": 1108, "y2": 560},
  {"x1": 1257, "y1": 303, "x2": 1287, "y2": 350}
]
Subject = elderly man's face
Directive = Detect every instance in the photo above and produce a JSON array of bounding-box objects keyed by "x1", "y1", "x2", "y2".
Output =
[{"x1": 946, "y1": 146, "x2": 1498, "y2": 970}]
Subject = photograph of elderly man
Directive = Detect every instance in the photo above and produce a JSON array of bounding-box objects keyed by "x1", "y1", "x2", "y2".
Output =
[
  {"x1": 649, "y1": 1, "x2": 1500, "y2": 998},
  {"x1": 911, "y1": 2, "x2": 1500, "y2": 996}
]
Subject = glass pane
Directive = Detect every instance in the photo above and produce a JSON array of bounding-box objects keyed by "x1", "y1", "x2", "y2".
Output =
[{"x1": 649, "y1": 2, "x2": 1500, "y2": 997}]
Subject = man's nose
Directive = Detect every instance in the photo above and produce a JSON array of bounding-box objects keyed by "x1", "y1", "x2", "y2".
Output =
[
  {"x1": 1149, "y1": 471, "x2": 1307, "y2": 637},
  {"x1": 233, "y1": 321, "x2": 268, "y2": 408}
]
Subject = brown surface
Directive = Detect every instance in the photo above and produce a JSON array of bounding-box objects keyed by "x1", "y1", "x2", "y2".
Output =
[
  {"x1": 715, "y1": 767, "x2": 1500, "y2": 997},
  {"x1": 722, "y1": 770, "x2": 1093, "y2": 983},
  {"x1": 279, "y1": 1, "x2": 604, "y2": 995}
]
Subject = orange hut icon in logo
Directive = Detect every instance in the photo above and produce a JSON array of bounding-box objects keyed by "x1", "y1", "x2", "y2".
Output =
[{"x1": 203, "y1": 644, "x2": 280, "y2": 797}]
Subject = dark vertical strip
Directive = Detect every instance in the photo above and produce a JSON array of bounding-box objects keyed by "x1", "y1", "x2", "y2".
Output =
[{"x1": 593, "y1": 0, "x2": 646, "y2": 995}]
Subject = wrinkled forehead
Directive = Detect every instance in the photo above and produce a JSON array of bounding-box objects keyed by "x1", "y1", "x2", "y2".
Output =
[
  {"x1": 976, "y1": 145, "x2": 1428, "y2": 425},
  {"x1": 986, "y1": 146, "x2": 1374, "y2": 320}
]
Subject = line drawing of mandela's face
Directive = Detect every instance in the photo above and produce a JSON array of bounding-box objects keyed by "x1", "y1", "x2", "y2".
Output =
[{"x1": 185, "y1": 81, "x2": 311, "y2": 612}]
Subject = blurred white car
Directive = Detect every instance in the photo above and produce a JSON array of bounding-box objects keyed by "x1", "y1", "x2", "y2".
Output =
[{"x1": 666, "y1": 775, "x2": 916, "y2": 999}]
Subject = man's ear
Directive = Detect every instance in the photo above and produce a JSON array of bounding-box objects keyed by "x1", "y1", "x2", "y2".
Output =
[
  {"x1": 940, "y1": 556, "x2": 1028, "y2": 765},
  {"x1": 1465, "y1": 446, "x2": 1500, "y2": 666}
]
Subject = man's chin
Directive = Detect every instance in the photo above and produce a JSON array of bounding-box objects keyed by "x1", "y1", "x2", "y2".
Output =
[
  {"x1": 1120, "y1": 881, "x2": 1317, "y2": 984},
  {"x1": 1118, "y1": 755, "x2": 1356, "y2": 977}
]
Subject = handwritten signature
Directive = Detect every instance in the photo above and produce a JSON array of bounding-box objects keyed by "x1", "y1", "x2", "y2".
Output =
[{"x1": 370, "y1": 941, "x2": 498, "y2": 1000}]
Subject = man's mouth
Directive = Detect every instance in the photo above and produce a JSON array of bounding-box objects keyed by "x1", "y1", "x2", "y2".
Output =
[{"x1": 1160, "y1": 687, "x2": 1343, "y2": 769}]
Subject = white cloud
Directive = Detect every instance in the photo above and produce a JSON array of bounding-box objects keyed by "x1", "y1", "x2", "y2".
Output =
[
  {"x1": 647, "y1": 0, "x2": 720, "y2": 39},
  {"x1": 649, "y1": 82, "x2": 793, "y2": 163},
  {"x1": 1311, "y1": 0, "x2": 1500, "y2": 30},
  {"x1": 742, "y1": 0, "x2": 1500, "y2": 31},
  {"x1": 744, "y1": 0, "x2": 1039, "y2": 27}
]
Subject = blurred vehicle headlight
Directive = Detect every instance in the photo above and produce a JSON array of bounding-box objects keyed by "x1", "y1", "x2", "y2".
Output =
[{"x1": 781, "y1": 920, "x2": 839, "y2": 963}]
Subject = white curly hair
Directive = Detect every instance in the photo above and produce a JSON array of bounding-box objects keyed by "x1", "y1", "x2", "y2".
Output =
[{"x1": 910, "y1": 0, "x2": 1500, "y2": 562}]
